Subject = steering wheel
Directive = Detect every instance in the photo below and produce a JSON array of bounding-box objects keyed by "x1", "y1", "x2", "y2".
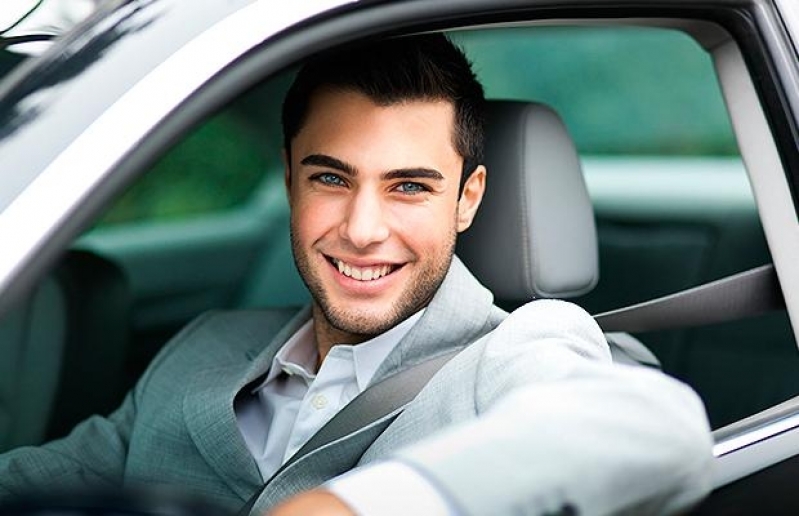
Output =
[{"x1": 0, "y1": 487, "x2": 228, "y2": 516}]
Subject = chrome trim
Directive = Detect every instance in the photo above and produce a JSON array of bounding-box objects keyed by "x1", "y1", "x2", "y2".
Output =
[
  {"x1": 714, "y1": 411, "x2": 799, "y2": 457},
  {"x1": 713, "y1": 417, "x2": 799, "y2": 488},
  {"x1": 0, "y1": 0, "x2": 354, "y2": 292},
  {"x1": 775, "y1": 0, "x2": 799, "y2": 53}
]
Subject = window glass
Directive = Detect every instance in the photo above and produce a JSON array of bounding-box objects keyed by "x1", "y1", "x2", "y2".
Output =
[
  {"x1": 97, "y1": 72, "x2": 293, "y2": 226},
  {"x1": 102, "y1": 27, "x2": 737, "y2": 226},
  {"x1": 99, "y1": 112, "x2": 272, "y2": 225},
  {"x1": 451, "y1": 26, "x2": 737, "y2": 155}
]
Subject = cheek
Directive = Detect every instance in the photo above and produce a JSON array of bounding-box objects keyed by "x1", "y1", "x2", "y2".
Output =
[
  {"x1": 387, "y1": 201, "x2": 457, "y2": 250},
  {"x1": 291, "y1": 196, "x2": 344, "y2": 242}
]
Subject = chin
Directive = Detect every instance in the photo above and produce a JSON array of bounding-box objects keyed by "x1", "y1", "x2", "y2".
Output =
[{"x1": 325, "y1": 305, "x2": 405, "y2": 337}]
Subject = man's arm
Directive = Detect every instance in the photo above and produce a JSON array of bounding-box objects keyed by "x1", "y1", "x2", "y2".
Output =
[
  {"x1": 270, "y1": 300, "x2": 714, "y2": 515},
  {"x1": 392, "y1": 360, "x2": 713, "y2": 515},
  {"x1": 0, "y1": 393, "x2": 135, "y2": 498}
]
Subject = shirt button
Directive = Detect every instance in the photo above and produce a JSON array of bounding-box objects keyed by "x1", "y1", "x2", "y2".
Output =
[{"x1": 311, "y1": 394, "x2": 328, "y2": 410}]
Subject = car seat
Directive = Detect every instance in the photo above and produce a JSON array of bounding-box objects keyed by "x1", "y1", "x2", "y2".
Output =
[
  {"x1": 457, "y1": 100, "x2": 659, "y2": 367},
  {"x1": 45, "y1": 249, "x2": 132, "y2": 440},
  {"x1": 0, "y1": 273, "x2": 66, "y2": 451},
  {"x1": 0, "y1": 249, "x2": 131, "y2": 451}
]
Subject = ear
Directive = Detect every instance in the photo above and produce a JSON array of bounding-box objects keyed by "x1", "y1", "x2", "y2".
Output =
[{"x1": 456, "y1": 165, "x2": 486, "y2": 233}]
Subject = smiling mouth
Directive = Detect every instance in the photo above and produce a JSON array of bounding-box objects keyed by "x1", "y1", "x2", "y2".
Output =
[{"x1": 327, "y1": 257, "x2": 400, "y2": 281}]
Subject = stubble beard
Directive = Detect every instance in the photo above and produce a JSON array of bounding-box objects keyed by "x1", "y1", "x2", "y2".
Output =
[{"x1": 290, "y1": 228, "x2": 456, "y2": 339}]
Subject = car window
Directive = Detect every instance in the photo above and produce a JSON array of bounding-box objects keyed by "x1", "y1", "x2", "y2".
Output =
[
  {"x1": 97, "y1": 109, "x2": 276, "y2": 225},
  {"x1": 451, "y1": 26, "x2": 737, "y2": 156},
  {"x1": 91, "y1": 68, "x2": 295, "y2": 227},
  {"x1": 89, "y1": 25, "x2": 797, "y2": 430},
  {"x1": 96, "y1": 26, "x2": 739, "y2": 225},
  {"x1": 452, "y1": 26, "x2": 798, "y2": 429},
  {"x1": 8, "y1": 22, "x2": 796, "y2": 453}
]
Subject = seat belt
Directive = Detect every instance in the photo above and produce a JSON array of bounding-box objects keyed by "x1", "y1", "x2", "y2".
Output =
[
  {"x1": 594, "y1": 264, "x2": 784, "y2": 333},
  {"x1": 237, "y1": 348, "x2": 461, "y2": 516}
]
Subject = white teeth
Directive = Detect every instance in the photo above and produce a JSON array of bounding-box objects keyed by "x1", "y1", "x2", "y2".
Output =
[{"x1": 333, "y1": 259, "x2": 393, "y2": 281}]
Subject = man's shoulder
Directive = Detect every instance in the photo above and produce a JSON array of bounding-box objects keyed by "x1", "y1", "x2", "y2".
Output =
[
  {"x1": 183, "y1": 307, "x2": 303, "y2": 340},
  {"x1": 196, "y1": 307, "x2": 305, "y2": 332},
  {"x1": 501, "y1": 299, "x2": 599, "y2": 331},
  {"x1": 484, "y1": 299, "x2": 611, "y2": 360},
  {"x1": 150, "y1": 307, "x2": 307, "y2": 370}
]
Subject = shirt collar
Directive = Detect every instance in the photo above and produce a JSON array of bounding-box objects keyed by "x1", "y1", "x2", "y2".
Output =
[
  {"x1": 251, "y1": 320, "x2": 316, "y2": 392},
  {"x1": 252, "y1": 309, "x2": 425, "y2": 393}
]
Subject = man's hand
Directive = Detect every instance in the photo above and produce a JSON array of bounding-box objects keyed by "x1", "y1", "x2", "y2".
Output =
[{"x1": 267, "y1": 489, "x2": 357, "y2": 516}]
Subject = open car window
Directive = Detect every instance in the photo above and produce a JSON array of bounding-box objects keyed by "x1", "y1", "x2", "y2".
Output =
[
  {"x1": 68, "y1": 24, "x2": 796, "y2": 437},
  {"x1": 1, "y1": 5, "x2": 798, "y2": 507}
]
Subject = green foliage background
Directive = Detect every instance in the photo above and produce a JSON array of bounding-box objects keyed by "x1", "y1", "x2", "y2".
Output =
[{"x1": 451, "y1": 26, "x2": 738, "y2": 155}]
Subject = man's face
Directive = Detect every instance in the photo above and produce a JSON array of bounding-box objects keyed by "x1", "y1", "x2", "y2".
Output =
[{"x1": 286, "y1": 88, "x2": 485, "y2": 343}]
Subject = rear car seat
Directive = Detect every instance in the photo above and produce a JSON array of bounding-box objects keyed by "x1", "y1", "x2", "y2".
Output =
[
  {"x1": 0, "y1": 249, "x2": 131, "y2": 452},
  {"x1": 0, "y1": 274, "x2": 66, "y2": 451}
]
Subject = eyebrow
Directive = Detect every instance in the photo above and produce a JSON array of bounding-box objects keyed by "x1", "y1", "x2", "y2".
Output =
[
  {"x1": 300, "y1": 153, "x2": 445, "y2": 182},
  {"x1": 382, "y1": 168, "x2": 444, "y2": 182},
  {"x1": 300, "y1": 154, "x2": 356, "y2": 176}
]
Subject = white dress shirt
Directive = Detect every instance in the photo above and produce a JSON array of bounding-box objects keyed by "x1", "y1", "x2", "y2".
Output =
[{"x1": 235, "y1": 310, "x2": 455, "y2": 515}]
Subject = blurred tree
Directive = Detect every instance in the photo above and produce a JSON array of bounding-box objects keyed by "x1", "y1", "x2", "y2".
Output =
[{"x1": 451, "y1": 26, "x2": 738, "y2": 155}]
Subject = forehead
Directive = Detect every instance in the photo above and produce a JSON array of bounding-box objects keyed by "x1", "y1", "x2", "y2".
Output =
[{"x1": 293, "y1": 88, "x2": 461, "y2": 173}]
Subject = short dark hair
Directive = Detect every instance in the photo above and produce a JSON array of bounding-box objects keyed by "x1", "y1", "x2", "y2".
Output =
[{"x1": 281, "y1": 33, "x2": 485, "y2": 186}]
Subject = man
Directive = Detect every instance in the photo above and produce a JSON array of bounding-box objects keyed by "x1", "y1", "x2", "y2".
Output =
[{"x1": 0, "y1": 33, "x2": 714, "y2": 515}]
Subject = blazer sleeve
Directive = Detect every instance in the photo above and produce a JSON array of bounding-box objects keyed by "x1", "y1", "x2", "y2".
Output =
[
  {"x1": 0, "y1": 397, "x2": 135, "y2": 499},
  {"x1": 0, "y1": 391, "x2": 135, "y2": 498},
  {"x1": 392, "y1": 299, "x2": 715, "y2": 516}
]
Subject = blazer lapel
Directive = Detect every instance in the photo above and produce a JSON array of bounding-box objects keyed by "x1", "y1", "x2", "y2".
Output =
[
  {"x1": 252, "y1": 257, "x2": 504, "y2": 510},
  {"x1": 372, "y1": 255, "x2": 502, "y2": 383},
  {"x1": 182, "y1": 308, "x2": 310, "y2": 500}
]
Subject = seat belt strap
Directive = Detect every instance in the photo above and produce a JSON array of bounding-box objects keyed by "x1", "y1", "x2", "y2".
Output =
[
  {"x1": 237, "y1": 348, "x2": 461, "y2": 516},
  {"x1": 290, "y1": 349, "x2": 460, "y2": 458},
  {"x1": 594, "y1": 264, "x2": 784, "y2": 333}
]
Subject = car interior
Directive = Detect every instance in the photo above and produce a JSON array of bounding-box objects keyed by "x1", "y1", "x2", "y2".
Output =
[{"x1": 0, "y1": 13, "x2": 798, "y2": 510}]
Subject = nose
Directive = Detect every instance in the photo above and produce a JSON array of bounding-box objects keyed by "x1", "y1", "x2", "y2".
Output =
[{"x1": 339, "y1": 188, "x2": 390, "y2": 248}]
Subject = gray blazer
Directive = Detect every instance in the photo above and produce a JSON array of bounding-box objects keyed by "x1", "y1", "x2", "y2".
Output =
[{"x1": 0, "y1": 257, "x2": 714, "y2": 515}]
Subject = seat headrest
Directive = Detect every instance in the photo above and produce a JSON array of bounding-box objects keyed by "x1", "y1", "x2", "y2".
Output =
[{"x1": 457, "y1": 100, "x2": 598, "y2": 301}]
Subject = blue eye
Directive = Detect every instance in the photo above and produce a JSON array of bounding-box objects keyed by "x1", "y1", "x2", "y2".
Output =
[
  {"x1": 396, "y1": 182, "x2": 428, "y2": 194},
  {"x1": 315, "y1": 173, "x2": 346, "y2": 186}
]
